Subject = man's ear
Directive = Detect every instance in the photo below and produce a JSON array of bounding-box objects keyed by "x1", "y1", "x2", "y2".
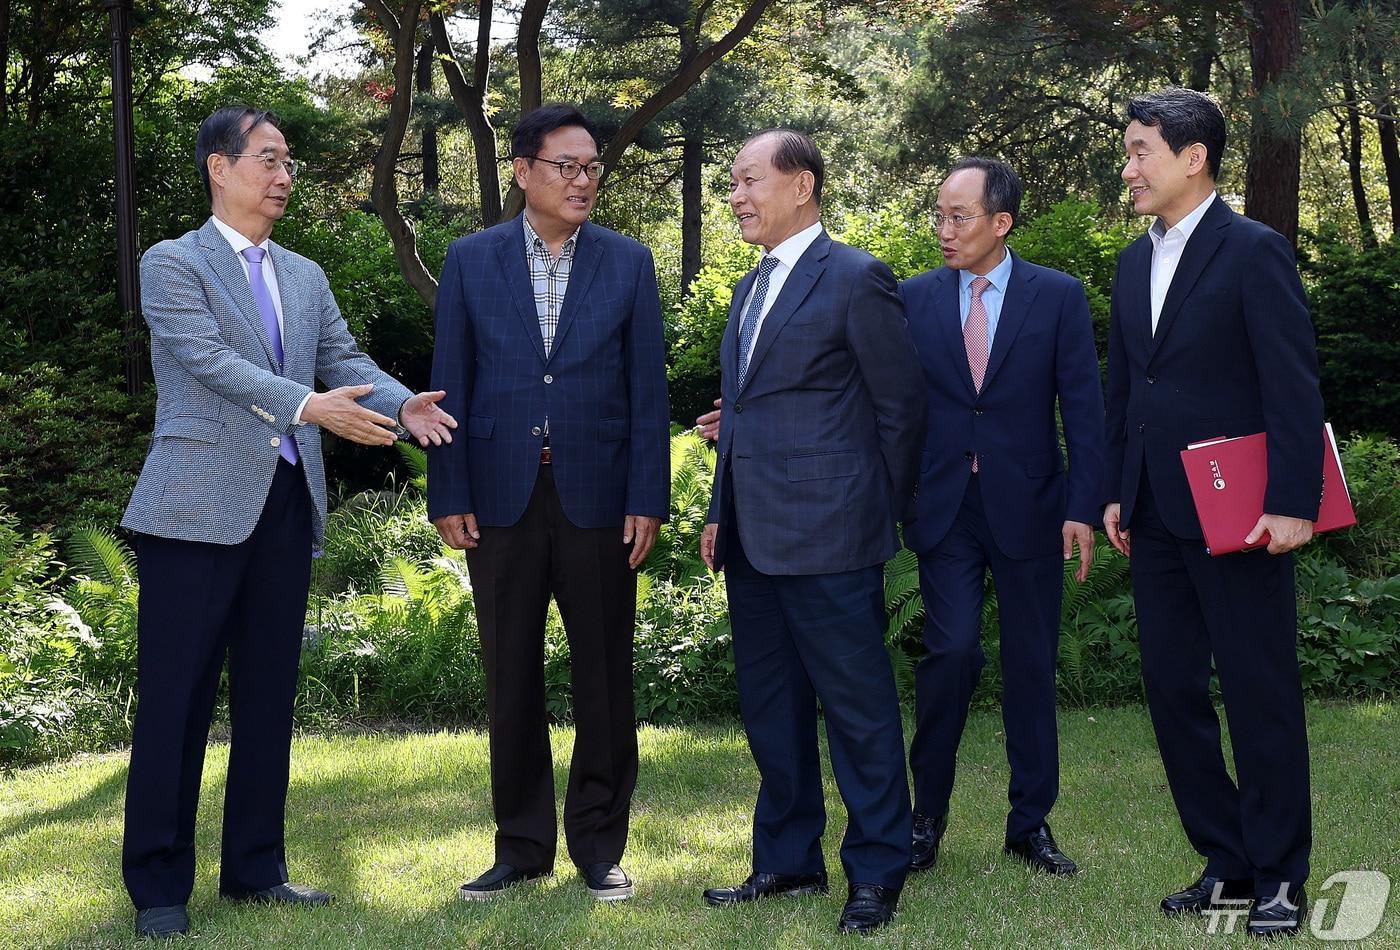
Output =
[
  {"x1": 795, "y1": 169, "x2": 815, "y2": 207},
  {"x1": 993, "y1": 211, "x2": 1014, "y2": 239},
  {"x1": 1186, "y1": 142, "x2": 1210, "y2": 178},
  {"x1": 512, "y1": 156, "x2": 531, "y2": 191}
]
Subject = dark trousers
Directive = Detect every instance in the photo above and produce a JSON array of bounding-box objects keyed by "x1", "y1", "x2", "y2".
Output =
[
  {"x1": 465, "y1": 466, "x2": 638, "y2": 871},
  {"x1": 908, "y1": 476, "x2": 1063, "y2": 840},
  {"x1": 724, "y1": 523, "x2": 911, "y2": 889},
  {"x1": 123, "y1": 459, "x2": 312, "y2": 909},
  {"x1": 1130, "y1": 474, "x2": 1311, "y2": 898}
]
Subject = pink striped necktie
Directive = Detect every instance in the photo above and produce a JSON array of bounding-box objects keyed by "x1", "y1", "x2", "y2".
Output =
[{"x1": 964, "y1": 276, "x2": 991, "y2": 472}]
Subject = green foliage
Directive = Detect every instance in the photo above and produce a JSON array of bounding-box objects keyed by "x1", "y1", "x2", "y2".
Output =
[
  {"x1": 0, "y1": 514, "x2": 137, "y2": 765},
  {"x1": 1296, "y1": 551, "x2": 1400, "y2": 696},
  {"x1": 1315, "y1": 434, "x2": 1400, "y2": 576},
  {"x1": 647, "y1": 432, "x2": 717, "y2": 586},
  {"x1": 1301, "y1": 232, "x2": 1400, "y2": 440},
  {"x1": 839, "y1": 206, "x2": 942, "y2": 279},
  {"x1": 312, "y1": 484, "x2": 442, "y2": 597},
  {"x1": 666, "y1": 242, "x2": 756, "y2": 424}
]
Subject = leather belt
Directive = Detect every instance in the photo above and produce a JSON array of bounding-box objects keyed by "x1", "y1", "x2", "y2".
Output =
[{"x1": 540, "y1": 446, "x2": 553, "y2": 464}]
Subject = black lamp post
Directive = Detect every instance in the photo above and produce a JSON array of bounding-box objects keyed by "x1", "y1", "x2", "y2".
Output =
[{"x1": 104, "y1": 0, "x2": 144, "y2": 395}]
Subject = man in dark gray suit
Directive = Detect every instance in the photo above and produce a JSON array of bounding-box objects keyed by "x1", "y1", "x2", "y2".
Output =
[
  {"x1": 698, "y1": 129, "x2": 925, "y2": 935},
  {"x1": 121, "y1": 106, "x2": 455, "y2": 938}
]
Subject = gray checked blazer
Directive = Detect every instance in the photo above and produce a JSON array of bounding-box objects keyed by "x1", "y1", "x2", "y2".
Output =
[{"x1": 121, "y1": 217, "x2": 413, "y2": 547}]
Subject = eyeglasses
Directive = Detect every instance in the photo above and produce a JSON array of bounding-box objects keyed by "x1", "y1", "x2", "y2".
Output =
[
  {"x1": 932, "y1": 211, "x2": 987, "y2": 231},
  {"x1": 526, "y1": 156, "x2": 606, "y2": 180},
  {"x1": 224, "y1": 153, "x2": 300, "y2": 178}
]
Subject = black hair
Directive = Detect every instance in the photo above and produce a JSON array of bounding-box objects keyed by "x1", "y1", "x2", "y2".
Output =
[
  {"x1": 1125, "y1": 87, "x2": 1227, "y2": 179},
  {"x1": 947, "y1": 156, "x2": 1023, "y2": 231},
  {"x1": 744, "y1": 128, "x2": 825, "y2": 205},
  {"x1": 510, "y1": 104, "x2": 601, "y2": 162},
  {"x1": 195, "y1": 106, "x2": 280, "y2": 203}
]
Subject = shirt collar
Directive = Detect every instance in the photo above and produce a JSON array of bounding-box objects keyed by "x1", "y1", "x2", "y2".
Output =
[
  {"x1": 1150, "y1": 191, "x2": 1216, "y2": 246},
  {"x1": 764, "y1": 220, "x2": 824, "y2": 270},
  {"x1": 523, "y1": 213, "x2": 580, "y2": 258},
  {"x1": 210, "y1": 215, "x2": 270, "y2": 258},
  {"x1": 958, "y1": 245, "x2": 1013, "y2": 295}
]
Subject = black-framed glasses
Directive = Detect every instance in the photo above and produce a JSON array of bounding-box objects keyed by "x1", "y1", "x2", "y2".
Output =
[
  {"x1": 932, "y1": 211, "x2": 986, "y2": 230},
  {"x1": 526, "y1": 156, "x2": 606, "y2": 180},
  {"x1": 224, "y1": 152, "x2": 300, "y2": 178}
]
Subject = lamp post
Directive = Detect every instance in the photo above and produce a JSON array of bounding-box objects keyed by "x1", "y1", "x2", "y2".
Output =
[{"x1": 104, "y1": 0, "x2": 144, "y2": 395}]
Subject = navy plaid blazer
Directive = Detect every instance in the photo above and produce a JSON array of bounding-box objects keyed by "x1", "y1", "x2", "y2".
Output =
[{"x1": 427, "y1": 216, "x2": 670, "y2": 528}]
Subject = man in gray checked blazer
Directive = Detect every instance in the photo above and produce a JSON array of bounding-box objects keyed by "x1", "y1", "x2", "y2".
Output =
[{"x1": 119, "y1": 106, "x2": 456, "y2": 939}]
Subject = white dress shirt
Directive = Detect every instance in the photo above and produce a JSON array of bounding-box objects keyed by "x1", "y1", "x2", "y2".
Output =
[
  {"x1": 1148, "y1": 192, "x2": 1216, "y2": 335},
  {"x1": 739, "y1": 220, "x2": 825, "y2": 366},
  {"x1": 209, "y1": 215, "x2": 312, "y2": 424}
]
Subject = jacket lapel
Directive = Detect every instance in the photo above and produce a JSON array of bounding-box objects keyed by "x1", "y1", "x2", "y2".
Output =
[
  {"x1": 937, "y1": 268, "x2": 976, "y2": 396},
  {"x1": 739, "y1": 232, "x2": 830, "y2": 392},
  {"x1": 495, "y1": 218, "x2": 548, "y2": 364},
  {"x1": 1122, "y1": 234, "x2": 1154, "y2": 357},
  {"x1": 1149, "y1": 195, "x2": 1231, "y2": 361},
  {"x1": 981, "y1": 249, "x2": 1039, "y2": 391},
  {"x1": 199, "y1": 219, "x2": 278, "y2": 368},
  {"x1": 547, "y1": 222, "x2": 600, "y2": 363}
]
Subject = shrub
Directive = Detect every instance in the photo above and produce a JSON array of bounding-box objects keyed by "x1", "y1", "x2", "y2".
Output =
[
  {"x1": 1296, "y1": 551, "x2": 1400, "y2": 696},
  {"x1": 666, "y1": 242, "x2": 756, "y2": 425},
  {"x1": 1315, "y1": 434, "x2": 1400, "y2": 577}
]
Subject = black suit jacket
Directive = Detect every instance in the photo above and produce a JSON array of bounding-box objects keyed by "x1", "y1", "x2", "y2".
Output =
[{"x1": 1104, "y1": 195, "x2": 1323, "y2": 539}]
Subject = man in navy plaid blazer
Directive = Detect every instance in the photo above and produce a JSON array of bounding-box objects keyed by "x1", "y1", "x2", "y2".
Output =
[
  {"x1": 697, "y1": 130, "x2": 925, "y2": 936},
  {"x1": 121, "y1": 107, "x2": 455, "y2": 939},
  {"x1": 428, "y1": 105, "x2": 670, "y2": 903}
]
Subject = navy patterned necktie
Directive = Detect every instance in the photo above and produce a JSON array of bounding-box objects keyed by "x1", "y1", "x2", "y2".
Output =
[{"x1": 737, "y1": 255, "x2": 781, "y2": 390}]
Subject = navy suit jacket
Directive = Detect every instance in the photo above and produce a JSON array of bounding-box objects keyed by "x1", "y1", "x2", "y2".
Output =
[
  {"x1": 707, "y1": 231, "x2": 926, "y2": 576},
  {"x1": 900, "y1": 250, "x2": 1105, "y2": 559},
  {"x1": 427, "y1": 216, "x2": 670, "y2": 528},
  {"x1": 1104, "y1": 196, "x2": 1323, "y2": 539}
]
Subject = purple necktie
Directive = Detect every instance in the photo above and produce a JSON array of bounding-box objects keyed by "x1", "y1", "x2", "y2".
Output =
[{"x1": 241, "y1": 246, "x2": 299, "y2": 465}]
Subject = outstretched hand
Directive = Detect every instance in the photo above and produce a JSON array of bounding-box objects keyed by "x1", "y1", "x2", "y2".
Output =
[{"x1": 401, "y1": 390, "x2": 458, "y2": 447}]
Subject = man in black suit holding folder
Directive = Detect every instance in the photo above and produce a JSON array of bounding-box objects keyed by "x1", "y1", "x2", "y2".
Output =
[{"x1": 1102, "y1": 88, "x2": 1323, "y2": 938}]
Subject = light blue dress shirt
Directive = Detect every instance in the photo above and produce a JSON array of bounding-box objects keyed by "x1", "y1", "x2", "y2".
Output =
[{"x1": 957, "y1": 248, "x2": 1014, "y2": 345}]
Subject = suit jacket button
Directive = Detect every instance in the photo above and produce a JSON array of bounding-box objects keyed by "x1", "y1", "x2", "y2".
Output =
[
  {"x1": 544, "y1": 374, "x2": 553, "y2": 384},
  {"x1": 1137, "y1": 424, "x2": 1146, "y2": 433},
  {"x1": 734, "y1": 404, "x2": 743, "y2": 413},
  {"x1": 974, "y1": 408, "x2": 984, "y2": 416},
  {"x1": 271, "y1": 436, "x2": 281, "y2": 447},
  {"x1": 531, "y1": 426, "x2": 542, "y2": 436},
  {"x1": 964, "y1": 450, "x2": 973, "y2": 459},
  {"x1": 1147, "y1": 375, "x2": 1156, "y2": 384}
]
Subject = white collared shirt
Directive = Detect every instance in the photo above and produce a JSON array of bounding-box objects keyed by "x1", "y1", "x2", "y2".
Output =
[
  {"x1": 739, "y1": 220, "x2": 824, "y2": 365},
  {"x1": 209, "y1": 215, "x2": 311, "y2": 424},
  {"x1": 1148, "y1": 192, "x2": 1216, "y2": 334}
]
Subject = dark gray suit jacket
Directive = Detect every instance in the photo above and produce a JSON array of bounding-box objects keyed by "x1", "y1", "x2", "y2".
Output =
[{"x1": 707, "y1": 231, "x2": 925, "y2": 575}]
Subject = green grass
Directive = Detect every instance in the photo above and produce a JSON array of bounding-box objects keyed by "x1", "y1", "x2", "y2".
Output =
[{"x1": 2, "y1": 704, "x2": 1398, "y2": 948}]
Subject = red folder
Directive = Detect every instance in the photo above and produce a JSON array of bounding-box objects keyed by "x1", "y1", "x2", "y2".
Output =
[{"x1": 1179, "y1": 423, "x2": 1357, "y2": 556}]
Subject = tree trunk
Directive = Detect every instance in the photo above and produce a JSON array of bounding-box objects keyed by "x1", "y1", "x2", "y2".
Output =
[
  {"x1": 1339, "y1": 63, "x2": 1376, "y2": 247},
  {"x1": 367, "y1": 0, "x2": 439, "y2": 306},
  {"x1": 416, "y1": 39, "x2": 439, "y2": 194},
  {"x1": 1187, "y1": 3, "x2": 1216, "y2": 92},
  {"x1": 1374, "y1": 64, "x2": 1400, "y2": 236},
  {"x1": 680, "y1": 133, "x2": 703, "y2": 295},
  {"x1": 0, "y1": 0, "x2": 10, "y2": 123},
  {"x1": 1243, "y1": 0, "x2": 1301, "y2": 245},
  {"x1": 429, "y1": 6, "x2": 502, "y2": 224}
]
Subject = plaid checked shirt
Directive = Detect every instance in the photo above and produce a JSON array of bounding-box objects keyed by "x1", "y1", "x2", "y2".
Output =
[{"x1": 523, "y1": 214, "x2": 579, "y2": 357}]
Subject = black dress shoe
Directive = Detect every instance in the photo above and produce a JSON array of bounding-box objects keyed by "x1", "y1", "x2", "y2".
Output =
[
  {"x1": 702, "y1": 871, "x2": 829, "y2": 906},
  {"x1": 224, "y1": 882, "x2": 334, "y2": 905},
  {"x1": 1004, "y1": 822, "x2": 1078, "y2": 875},
  {"x1": 1248, "y1": 888, "x2": 1307, "y2": 938},
  {"x1": 838, "y1": 883, "x2": 899, "y2": 935},
  {"x1": 580, "y1": 862, "x2": 634, "y2": 902},
  {"x1": 135, "y1": 905, "x2": 189, "y2": 938},
  {"x1": 1161, "y1": 873, "x2": 1254, "y2": 915},
  {"x1": 909, "y1": 811, "x2": 948, "y2": 872},
  {"x1": 458, "y1": 862, "x2": 550, "y2": 901}
]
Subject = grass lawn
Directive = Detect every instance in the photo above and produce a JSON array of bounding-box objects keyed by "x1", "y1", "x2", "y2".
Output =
[{"x1": 2, "y1": 703, "x2": 1397, "y2": 948}]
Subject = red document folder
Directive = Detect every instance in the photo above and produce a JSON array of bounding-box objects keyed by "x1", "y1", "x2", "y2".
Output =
[{"x1": 1179, "y1": 423, "x2": 1358, "y2": 556}]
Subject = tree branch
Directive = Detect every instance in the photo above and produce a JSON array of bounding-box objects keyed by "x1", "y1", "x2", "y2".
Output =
[{"x1": 430, "y1": 8, "x2": 502, "y2": 222}]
